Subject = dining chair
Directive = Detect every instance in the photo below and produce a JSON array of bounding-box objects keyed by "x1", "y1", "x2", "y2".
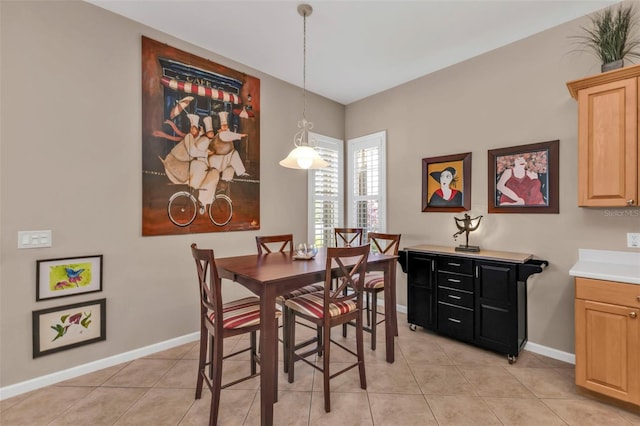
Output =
[
  {"x1": 191, "y1": 243, "x2": 281, "y2": 426},
  {"x1": 360, "y1": 232, "x2": 401, "y2": 350},
  {"x1": 334, "y1": 227, "x2": 364, "y2": 247},
  {"x1": 255, "y1": 234, "x2": 323, "y2": 372},
  {"x1": 284, "y1": 244, "x2": 370, "y2": 412}
]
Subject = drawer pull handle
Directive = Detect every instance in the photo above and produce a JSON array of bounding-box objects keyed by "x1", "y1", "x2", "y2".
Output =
[
  {"x1": 447, "y1": 317, "x2": 461, "y2": 323},
  {"x1": 448, "y1": 278, "x2": 461, "y2": 283},
  {"x1": 448, "y1": 295, "x2": 462, "y2": 300},
  {"x1": 631, "y1": 312, "x2": 638, "y2": 319},
  {"x1": 448, "y1": 262, "x2": 461, "y2": 267}
]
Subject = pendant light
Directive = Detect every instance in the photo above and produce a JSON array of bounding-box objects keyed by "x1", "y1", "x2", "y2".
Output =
[{"x1": 279, "y1": 3, "x2": 328, "y2": 170}]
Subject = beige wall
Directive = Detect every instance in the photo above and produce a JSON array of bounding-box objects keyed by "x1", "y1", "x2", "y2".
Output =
[
  {"x1": 346, "y1": 13, "x2": 639, "y2": 354},
  {"x1": 0, "y1": 1, "x2": 344, "y2": 387},
  {"x1": 2, "y1": 0, "x2": 639, "y2": 390}
]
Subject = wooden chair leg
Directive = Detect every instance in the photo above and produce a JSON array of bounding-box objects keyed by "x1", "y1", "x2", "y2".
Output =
[
  {"x1": 323, "y1": 322, "x2": 331, "y2": 412},
  {"x1": 282, "y1": 308, "x2": 289, "y2": 373},
  {"x1": 370, "y1": 291, "x2": 377, "y2": 351},
  {"x1": 287, "y1": 310, "x2": 296, "y2": 384},
  {"x1": 195, "y1": 326, "x2": 207, "y2": 399},
  {"x1": 250, "y1": 331, "x2": 257, "y2": 375},
  {"x1": 366, "y1": 292, "x2": 371, "y2": 327},
  {"x1": 210, "y1": 334, "x2": 224, "y2": 426},
  {"x1": 317, "y1": 325, "x2": 323, "y2": 357},
  {"x1": 356, "y1": 313, "x2": 367, "y2": 390}
]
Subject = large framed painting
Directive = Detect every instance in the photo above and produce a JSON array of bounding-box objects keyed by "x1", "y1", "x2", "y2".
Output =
[
  {"x1": 422, "y1": 153, "x2": 471, "y2": 212},
  {"x1": 32, "y1": 299, "x2": 106, "y2": 358},
  {"x1": 488, "y1": 140, "x2": 559, "y2": 214},
  {"x1": 142, "y1": 36, "x2": 260, "y2": 235}
]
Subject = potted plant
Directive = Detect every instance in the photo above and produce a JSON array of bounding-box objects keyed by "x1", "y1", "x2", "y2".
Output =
[{"x1": 573, "y1": 4, "x2": 640, "y2": 72}]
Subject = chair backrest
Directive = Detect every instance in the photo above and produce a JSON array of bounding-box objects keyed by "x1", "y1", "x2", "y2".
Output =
[
  {"x1": 324, "y1": 244, "x2": 370, "y2": 311},
  {"x1": 334, "y1": 227, "x2": 364, "y2": 247},
  {"x1": 367, "y1": 232, "x2": 401, "y2": 256},
  {"x1": 255, "y1": 234, "x2": 294, "y2": 255},
  {"x1": 190, "y1": 243, "x2": 223, "y2": 330}
]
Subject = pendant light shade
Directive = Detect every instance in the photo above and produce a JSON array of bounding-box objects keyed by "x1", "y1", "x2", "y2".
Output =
[{"x1": 280, "y1": 4, "x2": 328, "y2": 170}]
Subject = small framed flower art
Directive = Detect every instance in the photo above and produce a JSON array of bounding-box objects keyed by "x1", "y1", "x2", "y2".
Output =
[
  {"x1": 488, "y1": 140, "x2": 559, "y2": 214},
  {"x1": 422, "y1": 152, "x2": 472, "y2": 212},
  {"x1": 36, "y1": 255, "x2": 103, "y2": 301},
  {"x1": 32, "y1": 298, "x2": 106, "y2": 358}
]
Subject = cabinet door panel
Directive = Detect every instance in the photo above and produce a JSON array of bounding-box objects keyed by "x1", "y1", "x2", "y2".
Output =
[
  {"x1": 408, "y1": 284, "x2": 436, "y2": 330},
  {"x1": 475, "y1": 261, "x2": 517, "y2": 354},
  {"x1": 407, "y1": 253, "x2": 437, "y2": 330},
  {"x1": 577, "y1": 77, "x2": 638, "y2": 206},
  {"x1": 408, "y1": 253, "x2": 436, "y2": 289},
  {"x1": 475, "y1": 262, "x2": 515, "y2": 305},
  {"x1": 575, "y1": 299, "x2": 640, "y2": 404}
]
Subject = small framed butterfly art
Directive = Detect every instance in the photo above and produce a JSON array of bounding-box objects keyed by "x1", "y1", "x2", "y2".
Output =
[{"x1": 36, "y1": 255, "x2": 103, "y2": 301}]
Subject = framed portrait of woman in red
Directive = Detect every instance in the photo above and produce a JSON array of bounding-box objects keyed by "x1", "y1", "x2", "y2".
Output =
[
  {"x1": 488, "y1": 140, "x2": 559, "y2": 214},
  {"x1": 422, "y1": 152, "x2": 471, "y2": 212}
]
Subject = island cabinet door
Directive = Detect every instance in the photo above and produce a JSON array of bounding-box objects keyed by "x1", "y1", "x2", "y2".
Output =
[
  {"x1": 575, "y1": 299, "x2": 640, "y2": 405},
  {"x1": 407, "y1": 253, "x2": 437, "y2": 330},
  {"x1": 474, "y1": 260, "x2": 518, "y2": 355}
]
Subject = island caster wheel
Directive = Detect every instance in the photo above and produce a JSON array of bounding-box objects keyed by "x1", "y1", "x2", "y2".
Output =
[
  {"x1": 409, "y1": 324, "x2": 417, "y2": 331},
  {"x1": 508, "y1": 355, "x2": 517, "y2": 364}
]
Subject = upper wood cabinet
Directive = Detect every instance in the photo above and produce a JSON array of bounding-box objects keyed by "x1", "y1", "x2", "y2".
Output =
[{"x1": 567, "y1": 65, "x2": 640, "y2": 207}]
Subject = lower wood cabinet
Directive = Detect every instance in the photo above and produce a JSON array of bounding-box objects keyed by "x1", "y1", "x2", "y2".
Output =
[
  {"x1": 399, "y1": 245, "x2": 547, "y2": 363},
  {"x1": 574, "y1": 277, "x2": 640, "y2": 406}
]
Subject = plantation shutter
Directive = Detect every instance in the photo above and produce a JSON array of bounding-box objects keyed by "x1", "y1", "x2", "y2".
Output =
[
  {"x1": 347, "y1": 131, "x2": 386, "y2": 237},
  {"x1": 308, "y1": 133, "x2": 344, "y2": 247}
]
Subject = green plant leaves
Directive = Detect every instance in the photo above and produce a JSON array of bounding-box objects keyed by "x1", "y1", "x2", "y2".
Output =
[{"x1": 571, "y1": 4, "x2": 640, "y2": 64}]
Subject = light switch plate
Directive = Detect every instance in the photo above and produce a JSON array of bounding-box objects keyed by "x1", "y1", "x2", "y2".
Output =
[
  {"x1": 18, "y1": 230, "x2": 52, "y2": 249},
  {"x1": 627, "y1": 233, "x2": 640, "y2": 248}
]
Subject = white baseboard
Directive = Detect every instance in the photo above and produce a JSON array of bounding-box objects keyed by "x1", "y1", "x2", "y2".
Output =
[
  {"x1": 0, "y1": 332, "x2": 199, "y2": 401},
  {"x1": 524, "y1": 341, "x2": 575, "y2": 364},
  {"x1": 1, "y1": 304, "x2": 575, "y2": 400}
]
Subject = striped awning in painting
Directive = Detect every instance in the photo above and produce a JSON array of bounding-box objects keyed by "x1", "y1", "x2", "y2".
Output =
[{"x1": 160, "y1": 76, "x2": 242, "y2": 104}]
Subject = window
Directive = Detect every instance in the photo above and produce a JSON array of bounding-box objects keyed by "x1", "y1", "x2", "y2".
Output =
[
  {"x1": 347, "y1": 131, "x2": 387, "y2": 236},
  {"x1": 307, "y1": 132, "x2": 344, "y2": 247}
]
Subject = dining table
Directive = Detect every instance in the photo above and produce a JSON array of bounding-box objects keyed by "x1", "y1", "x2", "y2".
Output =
[{"x1": 215, "y1": 247, "x2": 399, "y2": 426}]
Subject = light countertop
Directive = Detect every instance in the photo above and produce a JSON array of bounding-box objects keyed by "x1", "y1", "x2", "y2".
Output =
[
  {"x1": 569, "y1": 249, "x2": 640, "y2": 285},
  {"x1": 404, "y1": 244, "x2": 533, "y2": 264}
]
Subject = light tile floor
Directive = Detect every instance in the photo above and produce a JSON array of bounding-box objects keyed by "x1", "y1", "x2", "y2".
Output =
[{"x1": 2, "y1": 313, "x2": 640, "y2": 425}]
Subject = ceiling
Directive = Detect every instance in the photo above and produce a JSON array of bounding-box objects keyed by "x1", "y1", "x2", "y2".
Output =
[{"x1": 86, "y1": 0, "x2": 617, "y2": 105}]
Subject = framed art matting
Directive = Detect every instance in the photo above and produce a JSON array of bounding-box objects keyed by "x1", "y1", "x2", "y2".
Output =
[
  {"x1": 32, "y1": 298, "x2": 106, "y2": 358},
  {"x1": 422, "y1": 152, "x2": 471, "y2": 212},
  {"x1": 488, "y1": 140, "x2": 559, "y2": 214},
  {"x1": 36, "y1": 255, "x2": 103, "y2": 301}
]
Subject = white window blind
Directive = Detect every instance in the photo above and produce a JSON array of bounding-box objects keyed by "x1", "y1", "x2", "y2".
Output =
[
  {"x1": 347, "y1": 131, "x2": 386, "y2": 236},
  {"x1": 307, "y1": 132, "x2": 344, "y2": 247}
]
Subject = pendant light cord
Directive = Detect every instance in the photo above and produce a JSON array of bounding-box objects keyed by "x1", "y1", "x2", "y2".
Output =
[{"x1": 302, "y1": 8, "x2": 307, "y2": 122}]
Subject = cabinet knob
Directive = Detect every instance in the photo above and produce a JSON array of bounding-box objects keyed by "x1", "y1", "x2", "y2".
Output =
[
  {"x1": 631, "y1": 312, "x2": 638, "y2": 319},
  {"x1": 637, "y1": 296, "x2": 640, "y2": 302},
  {"x1": 627, "y1": 199, "x2": 635, "y2": 205}
]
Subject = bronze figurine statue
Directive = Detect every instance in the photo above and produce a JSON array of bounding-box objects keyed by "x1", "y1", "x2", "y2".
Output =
[{"x1": 453, "y1": 213, "x2": 483, "y2": 252}]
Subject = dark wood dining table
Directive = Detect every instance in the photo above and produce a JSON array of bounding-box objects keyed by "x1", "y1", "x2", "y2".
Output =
[{"x1": 215, "y1": 247, "x2": 398, "y2": 426}]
